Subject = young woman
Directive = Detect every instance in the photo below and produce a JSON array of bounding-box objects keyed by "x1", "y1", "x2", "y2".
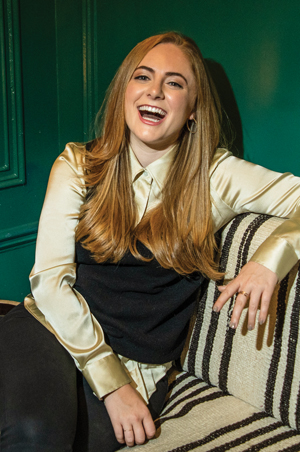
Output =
[{"x1": 1, "y1": 32, "x2": 300, "y2": 452}]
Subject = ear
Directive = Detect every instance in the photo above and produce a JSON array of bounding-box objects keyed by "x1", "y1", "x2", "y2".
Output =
[{"x1": 189, "y1": 111, "x2": 196, "y2": 121}]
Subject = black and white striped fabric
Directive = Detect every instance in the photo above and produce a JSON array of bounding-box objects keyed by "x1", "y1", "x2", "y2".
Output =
[
  {"x1": 126, "y1": 213, "x2": 300, "y2": 451},
  {"x1": 132, "y1": 370, "x2": 300, "y2": 451}
]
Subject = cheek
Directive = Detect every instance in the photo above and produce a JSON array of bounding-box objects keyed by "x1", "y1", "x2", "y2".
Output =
[
  {"x1": 125, "y1": 84, "x2": 142, "y2": 122},
  {"x1": 181, "y1": 96, "x2": 196, "y2": 123},
  {"x1": 169, "y1": 92, "x2": 194, "y2": 117},
  {"x1": 125, "y1": 82, "x2": 143, "y2": 104}
]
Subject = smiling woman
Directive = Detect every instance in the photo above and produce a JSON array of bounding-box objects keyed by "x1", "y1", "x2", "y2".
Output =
[
  {"x1": 1, "y1": 31, "x2": 300, "y2": 452},
  {"x1": 76, "y1": 33, "x2": 223, "y2": 279},
  {"x1": 124, "y1": 44, "x2": 196, "y2": 162}
]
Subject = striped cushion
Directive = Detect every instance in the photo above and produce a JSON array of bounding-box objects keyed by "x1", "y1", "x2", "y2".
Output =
[
  {"x1": 182, "y1": 213, "x2": 300, "y2": 430},
  {"x1": 130, "y1": 370, "x2": 300, "y2": 451},
  {"x1": 126, "y1": 213, "x2": 300, "y2": 451}
]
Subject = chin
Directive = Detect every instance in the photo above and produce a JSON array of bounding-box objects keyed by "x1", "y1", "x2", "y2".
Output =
[{"x1": 143, "y1": 140, "x2": 173, "y2": 151}]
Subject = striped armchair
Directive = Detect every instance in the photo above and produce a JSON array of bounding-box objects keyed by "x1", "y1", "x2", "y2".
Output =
[{"x1": 128, "y1": 213, "x2": 300, "y2": 451}]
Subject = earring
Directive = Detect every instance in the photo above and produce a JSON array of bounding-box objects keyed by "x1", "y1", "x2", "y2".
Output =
[{"x1": 187, "y1": 118, "x2": 197, "y2": 134}]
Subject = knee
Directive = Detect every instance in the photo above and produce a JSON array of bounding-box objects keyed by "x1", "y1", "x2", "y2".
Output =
[{"x1": 1, "y1": 414, "x2": 76, "y2": 451}]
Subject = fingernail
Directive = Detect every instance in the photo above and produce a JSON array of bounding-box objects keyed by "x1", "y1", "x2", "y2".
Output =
[
  {"x1": 258, "y1": 319, "x2": 265, "y2": 325},
  {"x1": 213, "y1": 305, "x2": 220, "y2": 312},
  {"x1": 248, "y1": 325, "x2": 253, "y2": 331},
  {"x1": 229, "y1": 322, "x2": 236, "y2": 329}
]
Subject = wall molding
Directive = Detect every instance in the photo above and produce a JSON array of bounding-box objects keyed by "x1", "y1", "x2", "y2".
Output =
[
  {"x1": 82, "y1": 0, "x2": 98, "y2": 141},
  {"x1": 0, "y1": 221, "x2": 37, "y2": 252},
  {"x1": 0, "y1": 0, "x2": 25, "y2": 189}
]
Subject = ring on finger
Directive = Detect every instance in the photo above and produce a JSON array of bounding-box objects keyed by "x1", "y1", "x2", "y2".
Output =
[{"x1": 237, "y1": 291, "x2": 249, "y2": 298}]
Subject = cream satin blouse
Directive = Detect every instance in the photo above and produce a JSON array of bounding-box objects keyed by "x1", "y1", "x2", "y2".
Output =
[{"x1": 24, "y1": 142, "x2": 300, "y2": 402}]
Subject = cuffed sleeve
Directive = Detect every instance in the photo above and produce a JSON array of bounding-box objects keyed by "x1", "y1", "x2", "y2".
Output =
[
  {"x1": 210, "y1": 149, "x2": 300, "y2": 281},
  {"x1": 24, "y1": 143, "x2": 130, "y2": 399},
  {"x1": 83, "y1": 354, "x2": 131, "y2": 398}
]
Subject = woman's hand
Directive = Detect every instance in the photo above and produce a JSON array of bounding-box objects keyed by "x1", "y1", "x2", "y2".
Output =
[
  {"x1": 104, "y1": 383, "x2": 156, "y2": 447},
  {"x1": 213, "y1": 261, "x2": 278, "y2": 330}
]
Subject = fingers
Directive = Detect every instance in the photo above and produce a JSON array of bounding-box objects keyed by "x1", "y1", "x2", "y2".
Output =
[
  {"x1": 213, "y1": 280, "x2": 240, "y2": 312},
  {"x1": 104, "y1": 384, "x2": 156, "y2": 447},
  {"x1": 120, "y1": 413, "x2": 155, "y2": 447},
  {"x1": 143, "y1": 413, "x2": 156, "y2": 439},
  {"x1": 214, "y1": 287, "x2": 273, "y2": 330},
  {"x1": 129, "y1": 421, "x2": 146, "y2": 446},
  {"x1": 113, "y1": 423, "x2": 126, "y2": 444},
  {"x1": 123, "y1": 426, "x2": 137, "y2": 447},
  {"x1": 231, "y1": 290, "x2": 260, "y2": 330},
  {"x1": 215, "y1": 287, "x2": 263, "y2": 331},
  {"x1": 258, "y1": 290, "x2": 273, "y2": 325},
  {"x1": 113, "y1": 419, "x2": 149, "y2": 447},
  {"x1": 242, "y1": 290, "x2": 259, "y2": 330},
  {"x1": 213, "y1": 262, "x2": 277, "y2": 331}
]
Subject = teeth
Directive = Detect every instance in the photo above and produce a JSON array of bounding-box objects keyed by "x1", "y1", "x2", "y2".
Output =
[
  {"x1": 138, "y1": 106, "x2": 166, "y2": 116},
  {"x1": 144, "y1": 117, "x2": 160, "y2": 123}
]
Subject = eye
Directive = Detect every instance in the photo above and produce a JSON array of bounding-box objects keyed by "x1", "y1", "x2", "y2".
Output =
[
  {"x1": 134, "y1": 75, "x2": 150, "y2": 81},
  {"x1": 168, "y1": 81, "x2": 183, "y2": 89}
]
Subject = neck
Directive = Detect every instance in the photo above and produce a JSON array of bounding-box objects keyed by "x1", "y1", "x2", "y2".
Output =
[{"x1": 130, "y1": 136, "x2": 175, "y2": 167}]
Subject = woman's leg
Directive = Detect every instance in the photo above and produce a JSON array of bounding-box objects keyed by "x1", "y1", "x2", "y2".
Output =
[
  {"x1": 0, "y1": 304, "x2": 169, "y2": 452},
  {"x1": 73, "y1": 374, "x2": 121, "y2": 452},
  {"x1": 73, "y1": 372, "x2": 169, "y2": 452},
  {"x1": 0, "y1": 303, "x2": 78, "y2": 452}
]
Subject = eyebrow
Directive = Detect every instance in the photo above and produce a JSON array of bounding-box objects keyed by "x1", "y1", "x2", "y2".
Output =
[{"x1": 134, "y1": 65, "x2": 188, "y2": 85}]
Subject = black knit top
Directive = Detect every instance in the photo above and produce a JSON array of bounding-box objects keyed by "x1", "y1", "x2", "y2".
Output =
[{"x1": 74, "y1": 241, "x2": 204, "y2": 364}]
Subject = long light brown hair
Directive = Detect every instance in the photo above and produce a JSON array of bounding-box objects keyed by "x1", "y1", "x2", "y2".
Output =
[{"x1": 76, "y1": 32, "x2": 225, "y2": 279}]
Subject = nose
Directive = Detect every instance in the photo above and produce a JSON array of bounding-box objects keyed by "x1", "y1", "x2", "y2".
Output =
[{"x1": 147, "y1": 79, "x2": 164, "y2": 99}]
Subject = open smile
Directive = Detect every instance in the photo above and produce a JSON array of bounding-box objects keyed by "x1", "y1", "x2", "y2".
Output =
[{"x1": 137, "y1": 105, "x2": 167, "y2": 125}]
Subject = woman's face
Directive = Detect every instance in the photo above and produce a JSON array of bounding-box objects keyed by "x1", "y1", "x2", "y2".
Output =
[{"x1": 125, "y1": 43, "x2": 197, "y2": 157}]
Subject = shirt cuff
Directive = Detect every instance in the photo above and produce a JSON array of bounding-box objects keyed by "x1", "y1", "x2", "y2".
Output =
[
  {"x1": 82, "y1": 353, "x2": 131, "y2": 399},
  {"x1": 250, "y1": 235, "x2": 299, "y2": 282}
]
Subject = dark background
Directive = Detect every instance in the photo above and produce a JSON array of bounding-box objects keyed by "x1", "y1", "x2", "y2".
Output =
[{"x1": 1, "y1": 0, "x2": 300, "y2": 301}]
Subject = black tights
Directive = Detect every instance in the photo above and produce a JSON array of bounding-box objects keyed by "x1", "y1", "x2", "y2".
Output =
[{"x1": 0, "y1": 304, "x2": 168, "y2": 451}]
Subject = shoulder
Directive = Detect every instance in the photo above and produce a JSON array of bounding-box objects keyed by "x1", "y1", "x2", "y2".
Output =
[
  {"x1": 47, "y1": 142, "x2": 92, "y2": 197},
  {"x1": 56, "y1": 139, "x2": 98, "y2": 175},
  {"x1": 209, "y1": 148, "x2": 233, "y2": 176},
  {"x1": 209, "y1": 148, "x2": 290, "y2": 184},
  {"x1": 55, "y1": 142, "x2": 86, "y2": 177},
  {"x1": 209, "y1": 148, "x2": 269, "y2": 183}
]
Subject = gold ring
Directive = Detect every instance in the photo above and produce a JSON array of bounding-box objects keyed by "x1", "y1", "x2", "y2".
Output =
[{"x1": 237, "y1": 291, "x2": 249, "y2": 298}]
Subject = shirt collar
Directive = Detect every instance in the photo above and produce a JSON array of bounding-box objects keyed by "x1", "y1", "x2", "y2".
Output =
[{"x1": 129, "y1": 145, "x2": 177, "y2": 190}]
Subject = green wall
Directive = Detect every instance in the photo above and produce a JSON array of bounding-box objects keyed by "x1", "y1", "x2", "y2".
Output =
[{"x1": 1, "y1": 0, "x2": 300, "y2": 301}]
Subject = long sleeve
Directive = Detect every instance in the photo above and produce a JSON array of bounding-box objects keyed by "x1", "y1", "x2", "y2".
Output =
[
  {"x1": 210, "y1": 149, "x2": 300, "y2": 281},
  {"x1": 24, "y1": 143, "x2": 131, "y2": 399}
]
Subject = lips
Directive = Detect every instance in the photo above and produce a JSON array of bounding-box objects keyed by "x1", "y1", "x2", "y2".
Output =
[{"x1": 137, "y1": 105, "x2": 167, "y2": 124}]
